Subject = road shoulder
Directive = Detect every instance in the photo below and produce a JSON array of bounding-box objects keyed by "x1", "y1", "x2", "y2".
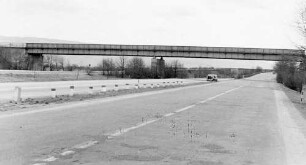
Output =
[{"x1": 274, "y1": 87, "x2": 306, "y2": 165}]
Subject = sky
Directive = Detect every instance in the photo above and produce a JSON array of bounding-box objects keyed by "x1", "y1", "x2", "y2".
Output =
[{"x1": 0, "y1": 0, "x2": 305, "y2": 69}]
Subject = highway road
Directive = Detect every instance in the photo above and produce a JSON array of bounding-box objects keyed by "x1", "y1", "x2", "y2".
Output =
[{"x1": 0, "y1": 73, "x2": 306, "y2": 165}]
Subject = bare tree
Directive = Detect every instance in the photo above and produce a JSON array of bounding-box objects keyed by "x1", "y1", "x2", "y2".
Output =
[
  {"x1": 98, "y1": 58, "x2": 115, "y2": 77},
  {"x1": 297, "y1": 8, "x2": 306, "y2": 50},
  {"x1": 117, "y1": 56, "x2": 127, "y2": 78},
  {"x1": 171, "y1": 60, "x2": 183, "y2": 78},
  {"x1": 0, "y1": 48, "x2": 12, "y2": 69},
  {"x1": 126, "y1": 57, "x2": 146, "y2": 78}
]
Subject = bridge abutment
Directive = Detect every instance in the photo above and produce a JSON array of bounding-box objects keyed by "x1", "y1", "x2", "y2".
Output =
[
  {"x1": 151, "y1": 57, "x2": 165, "y2": 78},
  {"x1": 28, "y1": 54, "x2": 43, "y2": 71}
]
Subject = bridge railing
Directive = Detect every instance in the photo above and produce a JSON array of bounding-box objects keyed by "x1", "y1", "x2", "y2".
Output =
[{"x1": 0, "y1": 42, "x2": 26, "y2": 48}]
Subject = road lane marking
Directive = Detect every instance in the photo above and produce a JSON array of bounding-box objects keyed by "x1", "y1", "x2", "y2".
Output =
[
  {"x1": 73, "y1": 140, "x2": 99, "y2": 149},
  {"x1": 41, "y1": 156, "x2": 58, "y2": 162},
  {"x1": 175, "y1": 105, "x2": 196, "y2": 113},
  {"x1": 164, "y1": 112, "x2": 175, "y2": 117},
  {"x1": 31, "y1": 85, "x2": 241, "y2": 164},
  {"x1": 60, "y1": 150, "x2": 75, "y2": 156},
  {"x1": 109, "y1": 85, "x2": 243, "y2": 138},
  {"x1": 0, "y1": 81, "x2": 230, "y2": 119},
  {"x1": 274, "y1": 90, "x2": 306, "y2": 165}
]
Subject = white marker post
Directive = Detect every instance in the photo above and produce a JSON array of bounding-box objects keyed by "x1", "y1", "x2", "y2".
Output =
[
  {"x1": 14, "y1": 86, "x2": 21, "y2": 103},
  {"x1": 114, "y1": 84, "x2": 119, "y2": 91},
  {"x1": 163, "y1": 82, "x2": 166, "y2": 87},
  {"x1": 126, "y1": 84, "x2": 130, "y2": 90},
  {"x1": 151, "y1": 84, "x2": 154, "y2": 88},
  {"x1": 51, "y1": 88, "x2": 56, "y2": 98},
  {"x1": 69, "y1": 86, "x2": 74, "y2": 96},
  {"x1": 135, "y1": 84, "x2": 139, "y2": 89},
  {"x1": 89, "y1": 86, "x2": 93, "y2": 94},
  {"x1": 101, "y1": 85, "x2": 107, "y2": 92},
  {"x1": 301, "y1": 84, "x2": 306, "y2": 103},
  {"x1": 157, "y1": 83, "x2": 160, "y2": 88},
  {"x1": 143, "y1": 84, "x2": 147, "y2": 89}
]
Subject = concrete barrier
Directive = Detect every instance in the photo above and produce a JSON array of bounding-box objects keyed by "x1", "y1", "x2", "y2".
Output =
[
  {"x1": 51, "y1": 88, "x2": 56, "y2": 98},
  {"x1": 69, "y1": 86, "x2": 74, "y2": 96},
  {"x1": 14, "y1": 86, "x2": 21, "y2": 103}
]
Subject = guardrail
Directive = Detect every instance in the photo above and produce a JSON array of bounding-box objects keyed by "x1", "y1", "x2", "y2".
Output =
[{"x1": 12, "y1": 81, "x2": 185, "y2": 102}]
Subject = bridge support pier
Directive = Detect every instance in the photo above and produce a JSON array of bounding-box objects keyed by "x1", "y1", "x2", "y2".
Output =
[
  {"x1": 151, "y1": 57, "x2": 165, "y2": 78},
  {"x1": 28, "y1": 53, "x2": 43, "y2": 70}
]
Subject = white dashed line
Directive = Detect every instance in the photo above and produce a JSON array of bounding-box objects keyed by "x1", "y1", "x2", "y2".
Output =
[
  {"x1": 164, "y1": 112, "x2": 175, "y2": 117},
  {"x1": 32, "y1": 85, "x2": 242, "y2": 164},
  {"x1": 175, "y1": 105, "x2": 196, "y2": 113},
  {"x1": 109, "y1": 85, "x2": 243, "y2": 138},
  {"x1": 60, "y1": 150, "x2": 75, "y2": 156},
  {"x1": 41, "y1": 156, "x2": 58, "y2": 162},
  {"x1": 73, "y1": 140, "x2": 99, "y2": 149}
]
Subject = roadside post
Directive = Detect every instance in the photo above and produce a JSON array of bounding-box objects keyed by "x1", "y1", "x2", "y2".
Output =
[
  {"x1": 14, "y1": 86, "x2": 22, "y2": 103},
  {"x1": 143, "y1": 84, "x2": 147, "y2": 89},
  {"x1": 114, "y1": 84, "x2": 119, "y2": 91},
  {"x1": 163, "y1": 82, "x2": 166, "y2": 87},
  {"x1": 151, "y1": 84, "x2": 154, "y2": 88},
  {"x1": 126, "y1": 84, "x2": 130, "y2": 90},
  {"x1": 135, "y1": 84, "x2": 139, "y2": 89},
  {"x1": 157, "y1": 83, "x2": 160, "y2": 88},
  {"x1": 89, "y1": 86, "x2": 94, "y2": 94},
  {"x1": 69, "y1": 86, "x2": 74, "y2": 96},
  {"x1": 101, "y1": 85, "x2": 107, "y2": 92},
  {"x1": 301, "y1": 84, "x2": 306, "y2": 103},
  {"x1": 51, "y1": 88, "x2": 56, "y2": 98}
]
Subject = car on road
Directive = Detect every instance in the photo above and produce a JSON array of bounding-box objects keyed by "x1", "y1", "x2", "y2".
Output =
[{"x1": 207, "y1": 74, "x2": 218, "y2": 82}]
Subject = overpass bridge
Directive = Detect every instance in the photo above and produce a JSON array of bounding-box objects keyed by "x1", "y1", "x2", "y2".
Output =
[{"x1": 2, "y1": 43, "x2": 304, "y2": 71}]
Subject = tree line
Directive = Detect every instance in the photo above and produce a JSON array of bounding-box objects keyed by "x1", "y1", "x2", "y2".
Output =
[
  {"x1": 80, "y1": 57, "x2": 188, "y2": 79},
  {"x1": 274, "y1": 56, "x2": 306, "y2": 92}
]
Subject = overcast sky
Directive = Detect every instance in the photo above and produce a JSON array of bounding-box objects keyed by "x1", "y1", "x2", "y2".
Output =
[{"x1": 0, "y1": 0, "x2": 305, "y2": 68}]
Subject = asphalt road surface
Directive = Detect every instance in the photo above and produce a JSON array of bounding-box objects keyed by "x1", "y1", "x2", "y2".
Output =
[{"x1": 1, "y1": 73, "x2": 306, "y2": 165}]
